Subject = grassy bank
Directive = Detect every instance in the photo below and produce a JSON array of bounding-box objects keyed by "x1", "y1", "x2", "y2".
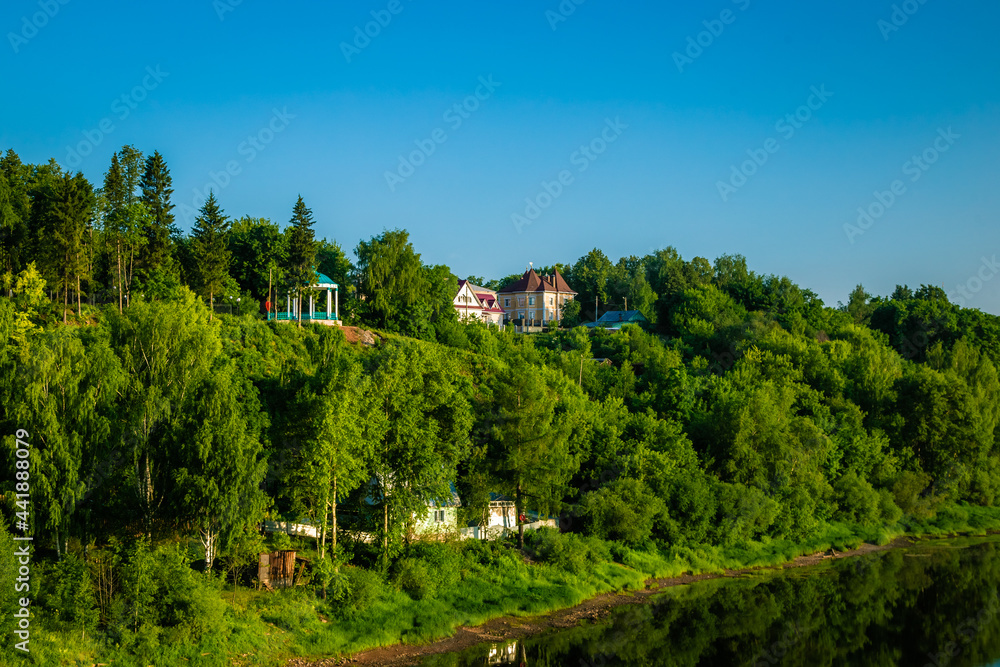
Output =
[{"x1": 9, "y1": 503, "x2": 1000, "y2": 667}]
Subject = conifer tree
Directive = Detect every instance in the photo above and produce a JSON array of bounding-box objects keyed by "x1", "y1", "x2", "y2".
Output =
[
  {"x1": 139, "y1": 151, "x2": 177, "y2": 277},
  {"x1": 284, "y1": 195, "x2": 317, "y2": 326},
  {"x1": 0, "y1": 149, "x2": 31, "y2": 279},
  {"x1": 191, "y1": 192, "x2": 231, "y2": 320},
  {"x1": 45, "y1": 173, "x2": 96, "y2": 321}
]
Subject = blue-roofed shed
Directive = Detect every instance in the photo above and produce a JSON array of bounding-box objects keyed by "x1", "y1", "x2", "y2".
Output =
[{"x1": 585, "y1": 310, "x2": 648, "y2": 330}]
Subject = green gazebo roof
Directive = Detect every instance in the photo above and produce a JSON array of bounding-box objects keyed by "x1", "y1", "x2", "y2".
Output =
[{"x1": 314, "y1": 271, "x2": 338, "y2": 289}]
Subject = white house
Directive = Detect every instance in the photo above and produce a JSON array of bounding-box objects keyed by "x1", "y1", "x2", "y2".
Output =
[{"x1": 453, "y1": 280, "x2": 505, "y2": 326}]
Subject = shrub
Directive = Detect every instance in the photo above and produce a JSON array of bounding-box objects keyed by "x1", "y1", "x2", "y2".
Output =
[
  {"x1": 393, "y1": 557, "x2": 436, "y2": 600},
  {"x1": 523, "y1": 528, "x2": 611, "y2": 574},
  {"x1": 878, "y1": 488, "x2": 903, "y2": 524},
  {"x1": 578, "y1": 478, "x2": 668, "y2": 546},
  {"x1": 333, "y1": 566, "x2": 385, "y2": 610},
  {"x1": 893, "y1": 470, "x2": 943, "y2": 520},
  {"x1": 153, "y1": 545, "x2": 226, "y2": 641},
  {"x1": 44, "y1": 552, "x2": 99, "y2": 636},
  {"x1": 713, "y1": 482, "x2": 780, "y2": 545},
  {"x1": 833, "y1": 470, "x2": 882, "y2": 526}
]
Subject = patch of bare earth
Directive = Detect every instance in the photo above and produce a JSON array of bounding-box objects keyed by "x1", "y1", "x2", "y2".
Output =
[
  {"x1": 287, "y1": 538, "x2": 912, "y2": 667},
  {"x1": 341, "y1": 326, "x2": 379, "y2": 346}
]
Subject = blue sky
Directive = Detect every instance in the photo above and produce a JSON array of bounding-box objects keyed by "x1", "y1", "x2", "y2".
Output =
[{"x1": 2, "y1": 1, "x2": 999, "y2": 313}]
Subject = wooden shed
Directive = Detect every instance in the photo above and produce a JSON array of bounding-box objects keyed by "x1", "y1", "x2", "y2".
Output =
[{"x1": 258, "y1": 550, "x2": 297, "y2": 590}]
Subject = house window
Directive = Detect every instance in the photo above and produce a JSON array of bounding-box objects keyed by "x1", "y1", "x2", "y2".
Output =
[
  {"x1": 528, "y1": 310, "x2": 534, "y2": 321},
  {"x1": 433, "y1": 510, "x2": 446, "y2": 523},
  {"x1": 518, "y1": 297, "x2": 525, "y2": 306},
  {"x1": 549, "y1": 297, "x2": 554, "y2": 305},
  {"x1": 504, "y1": 298, "x2": 510, "y2": 308},
  {"x1": 528, "y1": 296, "x2": 535, "y2": 306},
  {"x1": 518, "y1": 311, "x2": 524, "y2": 320}
]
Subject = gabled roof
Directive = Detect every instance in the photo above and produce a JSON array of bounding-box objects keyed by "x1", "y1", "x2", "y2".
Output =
[
  {"x1": 498, "y1": 268, "x2": 543, "y2": 294},
  {"x1": 466, "y1": 282, "x2": 496, "y2": 297},
  {"x1": 596, "y1": 310, "x2": 647, "y2": 324},
  {"x1": 585, "y1": 310, "x2": 648, "y2": 328},
  {"x1": 476, "y1": 293, "x2": 505, "y2": 313},
  {"x1": 548, "y1": 268, "x2": 576, "y2": 294},
  {"x1": 456, "y1": 280, "x2": 484, "y2": 306},
  {"x1": 499, "y1": 267, "x2": 577, "y2": 295}
]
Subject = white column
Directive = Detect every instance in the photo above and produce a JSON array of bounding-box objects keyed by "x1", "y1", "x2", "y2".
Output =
[
  {"x1": 327, "y1": 289, "x2": 332, "y2": 319},
  {"x1": 286, "y1": 294, "x2": 290, "y2": 318},
  {"x1": 310, "y1": 294, "x2": 314, "y2": 318},
  {"x1": 335, "y1": 288, "x2": 339, "y2": 320}
]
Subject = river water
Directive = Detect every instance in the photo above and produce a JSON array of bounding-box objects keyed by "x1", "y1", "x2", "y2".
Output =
[{"x1": 421, "y1": 537, "x2": 1000, "y2": 667}]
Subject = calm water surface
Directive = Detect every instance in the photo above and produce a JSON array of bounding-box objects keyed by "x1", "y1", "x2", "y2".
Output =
[{"x1": 422, "y1": 537, "x2": 1000, "y2": 667}]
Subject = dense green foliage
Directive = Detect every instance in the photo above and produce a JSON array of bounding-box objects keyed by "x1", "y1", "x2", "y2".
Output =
[{"x1": 4, "y1": 143, "x2": 1000, "y2": 664}]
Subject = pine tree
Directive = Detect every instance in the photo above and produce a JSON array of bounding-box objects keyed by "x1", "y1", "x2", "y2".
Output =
[
  {"x1": 284, "y1": 196, "x2": 318, "y2": 326},
  {"x1": 139, "y1": 151, "x2": 177, "y2": 278},
  {"x1": 103, "y1": 154, "x2": 124, "y2": 311},
  {"x1": 191, "y1": 192, "x2": 231, "y2": 320},
  {"x1": 0, "y1": 149, "x2": 32, "y2": 279},
  {"x1": 46, "y1": 173, "x2": 96, "y2": 321}
]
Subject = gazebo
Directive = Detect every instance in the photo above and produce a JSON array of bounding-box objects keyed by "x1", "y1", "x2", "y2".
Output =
[{"x1": 268, "y1": 271, "x2": 340, "y2": 325}]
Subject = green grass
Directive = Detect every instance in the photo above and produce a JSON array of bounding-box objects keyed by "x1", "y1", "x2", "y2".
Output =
[{"x1": 12, "y1": 505, "x2": 1000, "y2": 667}]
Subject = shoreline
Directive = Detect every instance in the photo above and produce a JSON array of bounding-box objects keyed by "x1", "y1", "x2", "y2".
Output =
[{"x1": 287, "y1": 537, "x2": 910, "y2": 667}]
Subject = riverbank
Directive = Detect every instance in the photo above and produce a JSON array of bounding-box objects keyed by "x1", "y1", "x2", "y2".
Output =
[{"x1": 289, "y1": 538, "x2": 908, "y2": 667}]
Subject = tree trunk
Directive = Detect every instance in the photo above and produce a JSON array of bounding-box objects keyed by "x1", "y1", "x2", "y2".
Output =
[
  {"x1": 201, "y1": 526, "x2": 216, "y2": 570},
  {"x1": 319, "y1": 488, "x2": 328, "y2": 560},
  {"x1": 76, "y1": 273, "x2": 82, "y2": 318},
  {"x1": 116, "y1": 239, "x2": 123, "y2": 312},
  {"x1": 516, "y1": 484, "x2": 524, "y2": 550},
  {"x1": 382, "y1": 502, "x2": 389, "y2": 570}
]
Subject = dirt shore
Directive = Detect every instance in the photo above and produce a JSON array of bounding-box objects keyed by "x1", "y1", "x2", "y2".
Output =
[{"x1": 286, "y1": 538, "x2": 910, "y2": 667}]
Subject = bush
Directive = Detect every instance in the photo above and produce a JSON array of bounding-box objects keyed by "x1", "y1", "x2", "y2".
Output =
[
  {"x1": 391, "y1": 542, "x2": 463, "y2": 600},
  {"x1": 893, "y1": 470, "x2": 943, "y2": 520},
  {"x1": 393, "y1": 557, "x2": 436, "y2": 600},
  {"x1": 153, "y1": 545, "x2": 226, "y2": 641},
  {"x1": 578, "y1": 478, "x2": 668, "y2": 546},
  {"x1": 833, "y1": 470, "x2": 882, "y2": 526},
  {"x1": 878, "y1": 488, "x2": 903, "y2": 524},
  {"x1": 43, "y1": 553, "x2": 98, "y2": 636},
  {"x1": 333, "y1": 566, "x2": 385, "y2": 610},
  {"x1": 523, "y1": 528, "x2": 611, "y2": 574},
  {"x1": 0, "y1": 522, "x2": 17, "y2": 651},
  {"x1": 713, "y1": 482, "x2": 780, "y2": 545}
]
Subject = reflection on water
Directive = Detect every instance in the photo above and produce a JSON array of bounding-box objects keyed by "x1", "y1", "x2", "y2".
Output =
[
  {"x1": 422, "y1": 538, "x2": 1000, "y2": 666},
  {"x1": 485, "y1": 640, "x2": 523, "y2": 665}
]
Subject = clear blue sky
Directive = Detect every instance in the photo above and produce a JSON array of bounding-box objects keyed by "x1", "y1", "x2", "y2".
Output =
[{"x1": 3, "y1": 1, "x2": 999, "y2": 313}]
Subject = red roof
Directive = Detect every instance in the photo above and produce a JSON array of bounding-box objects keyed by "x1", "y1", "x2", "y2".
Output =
[{"x1": 499, "y1": 267, "x2": 576, "y2": 295}]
